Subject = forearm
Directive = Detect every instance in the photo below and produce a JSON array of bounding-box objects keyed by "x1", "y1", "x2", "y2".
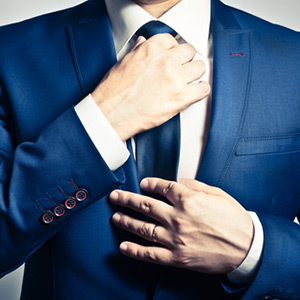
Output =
[{"x1": 0, "y1": 107, "x2": 125, "y2": 276}]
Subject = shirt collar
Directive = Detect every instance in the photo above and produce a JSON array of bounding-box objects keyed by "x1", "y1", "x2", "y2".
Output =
[{"x1": 104, "y1": 0, "x2": 211, "y2": 55}]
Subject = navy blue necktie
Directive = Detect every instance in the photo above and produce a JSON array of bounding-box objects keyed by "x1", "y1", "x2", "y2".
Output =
[
  {"x1": 135, "y1": 21, "x2": 180, "y2": 182},
  {"x1": 135, "y1": 20, "x2": 177, "y2": 39}
]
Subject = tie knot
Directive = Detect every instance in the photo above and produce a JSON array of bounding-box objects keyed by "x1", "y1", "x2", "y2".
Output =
[{"x1": 136, "y1": 21, "x2": 177, "y2": 39}]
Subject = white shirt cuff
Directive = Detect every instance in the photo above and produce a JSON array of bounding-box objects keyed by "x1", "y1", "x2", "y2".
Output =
[
  {"x1": 227, "y1": 211, "x2": 264, "y2": 285},
  {"x1": 74, "y1": 94, "x2": 129, "y2": 171}
]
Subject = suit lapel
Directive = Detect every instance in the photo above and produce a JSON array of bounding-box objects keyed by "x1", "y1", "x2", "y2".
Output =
[
  {"x1": 196, "y1": 0, "x2": 252, "y2": 187},
  {"x1": 67, "y1": 0, "x2": 252, "y2": 190},
  {"x1": 67, "y1": 0, "x2": 117, "y2": 97},
  {"x1": 67, "y1": 0, "x2": 141, "y2": 192}
]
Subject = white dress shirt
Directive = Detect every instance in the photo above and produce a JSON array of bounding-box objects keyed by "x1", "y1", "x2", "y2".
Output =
[{"x1": 74, "y1": 0, "x2": 263, "y2": 285}]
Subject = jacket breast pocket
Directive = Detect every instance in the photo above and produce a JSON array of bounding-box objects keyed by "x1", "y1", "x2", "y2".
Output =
[{"x1": 235, "y1": 134, "x2": 300, "y2": 156}]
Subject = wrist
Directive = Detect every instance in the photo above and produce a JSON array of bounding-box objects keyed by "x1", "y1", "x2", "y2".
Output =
[
  {"x1": 227, "y1": 212, "x2": 264, "y2": 285},
  {"x1": 75, "y1": 95, "x2": 130, "y2": 170},
  {"x1": 105, "y1": 111, "x2": 136, "y2": 142},
  {"x1": 91, "y1": 91, "x2": 137, "y2": 142}
]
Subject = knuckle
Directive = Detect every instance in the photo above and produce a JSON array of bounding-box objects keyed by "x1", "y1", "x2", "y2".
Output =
[
  {"x1": 186, "y1": 43, "x2": 196, "y2": 56},
  {"x1": 191, "y1": 60, "x2": 206, "y2": 78},
  {"x1": 129, "y1": 246, "x2": 138, "y2": 257},
  {"x1": 200, "y1": 82, "x2": 211, "y2": 96},
  {"x1": 144, "y1": 249, "x2": 156, "y2": 261},
  {"x1": 121, "y1": 192, "x2": 131, "y2": 206},
  {"x1": 162, "y1": 182, "x2": 176, "y2": 196},
  {"x1": 144, "y1": 39, "x2": 160, "y2": 55},
  {"x1": 157, "y1": 33, "x2": 176, "y2": 46},
  {"x1": 171, "y1": 215, "x2": 185, "y2": 230},
  {"x1": 176, "y1": 193, "x2": 187, "y2": 209},
  {"x1": 205, "y1": 82, "x2": 211, "y2": 92},
  {"x1": 164, "y1": 32, "x2": 176, "y2": 41},
  {"x1": 121, "y1": 216, "x2": 130, "y2": 229},
  {"x1": 139, "y1": 200, "x2": 152, "y2": 214},
  {"x1": 187, "y1": 42, "x2": 196, "y2": 51},
  {"x1": 157, "y1": 55, "x2": 173, "y2": 73},
  {"x1": 138, "y1": 222, "x2": 149, "y2": 237},
  {"x1": 172, "y1": 234, "x2": 186, "y2": 247}
]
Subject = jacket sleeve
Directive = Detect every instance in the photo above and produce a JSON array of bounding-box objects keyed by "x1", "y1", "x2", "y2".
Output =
[
  {"x1": 241, "y1": 213, "x2": 300, "y2": 300},
  {"x1": 0, "y1": 88, "x2": 125, "y2": 276}
]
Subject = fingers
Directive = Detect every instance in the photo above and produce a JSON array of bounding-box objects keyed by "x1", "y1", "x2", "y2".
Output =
[
  {"x1": 112, "y1": 213, "x2": 172, "y2": 247},
  {"x1": 119, "y1": 242, "x2": 173, "y2": 266},
  {"x1": 185, "y1": 81, "x2": 211, "y2": 104},
  {"x1": 149, "y1": 33, "x2": 178, "y2": 48},
  {"x1": 109, "y1": 190, "x2": 172, "y2": 224},
  {"x1": 167, "y1": 43, "x2": 196, "y2": 64},
  {"x1": 179, "y1": 178, "x2": 231, "y2": 198},
  {"x1": 138, "y1": 33, "x2": 178, "y2": 54},
  {"x1": 140, "y1": 178, "x2": 193, "y2": 207},
  {"x1": 182, "y1": 60, "x2": 206, "y2": 84},
  {"x1": 165, "y1": 44, "x2": 206, "y2": 84}
]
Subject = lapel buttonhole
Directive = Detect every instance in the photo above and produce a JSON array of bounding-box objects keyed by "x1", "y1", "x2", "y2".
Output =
[{"x1": 230, "y1": 52, "x2": 245, "y2": 58}]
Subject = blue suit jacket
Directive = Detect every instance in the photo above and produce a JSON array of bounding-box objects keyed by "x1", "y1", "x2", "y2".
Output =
[{"x1": 0, "y1": 0, "x2": 299, "y2": 299}]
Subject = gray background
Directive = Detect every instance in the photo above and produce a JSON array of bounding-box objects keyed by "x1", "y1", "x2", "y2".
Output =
[{"x1": 0, "y1": 0, "x2": 299, "y2": 299}]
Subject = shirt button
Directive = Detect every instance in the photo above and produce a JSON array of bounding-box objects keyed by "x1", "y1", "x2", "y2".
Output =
[
  {"x1": 64, "y1": 197, "x2": 77, "y2": 210},
  {"x1": 53, "y1": 205, "x2": 66, "y2": 217},
  {"x1": 74, "y1": 189, "x2": 88, "y2": 202},
  {"x1": 41, "y1": 211, "x2": 55, "y2": 224}
]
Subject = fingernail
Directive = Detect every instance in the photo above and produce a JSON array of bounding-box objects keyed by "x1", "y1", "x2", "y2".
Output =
[
  {"x1": 140, "y1": 179, "x2": 149, "y2": 190},
  {"x1": 120, "y1": 243, "x2": 128, "y2": 251},
  {"x1": 110, "y1": 191, "x2": 119, "y2": 202},
  {"x1": 112, "y1": 213, "x2": 121, "y2": 223}
]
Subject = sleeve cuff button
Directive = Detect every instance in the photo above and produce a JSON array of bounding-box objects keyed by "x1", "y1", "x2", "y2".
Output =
[
  {"x1": 74, "y1": 189, "x2": 88, "y2": 202},
  {"x1": 41, "y1": 211, "x2": 55, "y2": 224},
  {"x1": 53, "y1": 205, "x2": 66, "y2": 217},
  {"x1": 65, "y1": 197, "x2": 77, "y2": 209}
]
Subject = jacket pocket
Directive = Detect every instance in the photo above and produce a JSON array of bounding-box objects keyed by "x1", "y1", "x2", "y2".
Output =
[{"x1": 235, "y1": 134, "x2": 300, "y2": 156}]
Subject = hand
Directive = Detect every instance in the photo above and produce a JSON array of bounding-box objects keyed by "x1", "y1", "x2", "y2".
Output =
[
  {"x1": 92, "y1": 34, "x2": 210, "y2": 141},
  {"x1": 109, "y1": 178, "x2": 254, "y2": 274}
]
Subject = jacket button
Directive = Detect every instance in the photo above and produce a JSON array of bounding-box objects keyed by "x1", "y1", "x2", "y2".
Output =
[
  {"x1": 64, "y1": 197, "x2": 77, "y2": 210},
  {"x1": 53, "y1": 205, "x2": 66, "y2": 217},
  {"x1": 41, "y1": 211, "x2": 55, "y2": 224},
  {"x1": 74, "y1": 189, "x2": 88, "y2": 202}
]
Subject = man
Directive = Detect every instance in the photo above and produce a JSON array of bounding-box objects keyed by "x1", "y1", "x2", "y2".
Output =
[{"x1": 0, "y1": 0, "x2": 299, "y2": 299}]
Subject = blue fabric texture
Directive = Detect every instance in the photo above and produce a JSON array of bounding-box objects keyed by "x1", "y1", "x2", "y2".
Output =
[{"x1": 0, "y1": 0, "x2": 299, "y2": 299}]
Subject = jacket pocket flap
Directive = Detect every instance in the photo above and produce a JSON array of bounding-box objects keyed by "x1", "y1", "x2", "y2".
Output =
[{"x1": 236, "y1": 134, "x2": 300, "y2": 156}]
